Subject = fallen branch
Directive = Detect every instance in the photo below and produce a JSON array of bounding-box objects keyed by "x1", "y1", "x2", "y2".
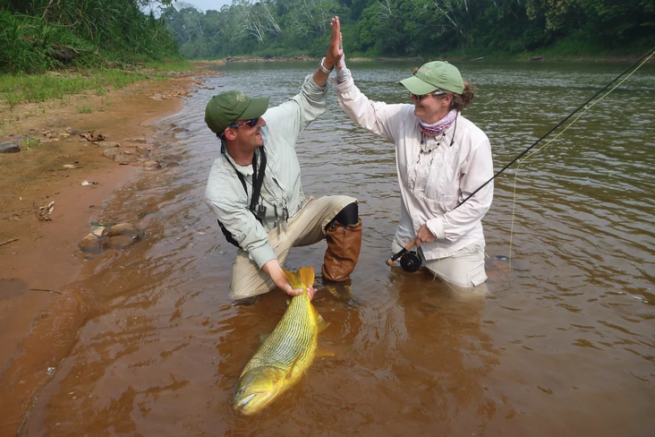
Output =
[
  {"x1": 40, "y1": 0, "x2": 57, "y2": 20},
  {"x1": 29, "y1": 288, "x2": 63, "y2": 295},
  {"x1": 0, "y1": 238, "x2": 18, "y2": 247}
]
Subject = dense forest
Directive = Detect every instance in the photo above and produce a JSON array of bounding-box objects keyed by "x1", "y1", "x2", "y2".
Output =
[
  {"x1": 1, "y1": 0, "x2": 653, "y2": 74},
  {"x1": 163, "y1": 0, "x2": 655, "y2": 59},
  {"x1": 0, "y1": 0, "x2": 180, "y2": 73}
]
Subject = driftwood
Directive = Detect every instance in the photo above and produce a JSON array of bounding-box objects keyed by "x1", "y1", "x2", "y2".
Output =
[
  {"x1": 0, "y1": 238, "x2": 18, "y2": 247},
  {"x1": 29, "y1": 288, "x2": 63, "y2": 295}
]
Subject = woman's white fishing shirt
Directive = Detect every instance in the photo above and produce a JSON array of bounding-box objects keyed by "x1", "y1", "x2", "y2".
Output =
[{"x1": 334, "y1": 76, "x2": 494, "y2": 260}]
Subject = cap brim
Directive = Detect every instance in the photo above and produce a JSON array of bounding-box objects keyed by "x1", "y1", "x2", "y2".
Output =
[
  {"x1": 239, "y1": 97, "x2": 269, "y2": 120},
  {"x1": 399, "y1": 76, "x2": 438, "y2": 95}
]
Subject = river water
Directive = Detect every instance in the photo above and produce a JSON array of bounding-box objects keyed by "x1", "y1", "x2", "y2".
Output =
[{"x1": 23, "y1": 61, "x2": 655, "y2": 436}]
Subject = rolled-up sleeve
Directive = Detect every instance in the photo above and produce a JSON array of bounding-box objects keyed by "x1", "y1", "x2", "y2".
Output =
[
  {"x1": 334, "y1": 76, "x2": 406, "y2": 142},
  {"x1": 205, "y1": 178, "x2": 276, "y2": 268},
  {"x1": 426, "y1": 137, "x2": 494, "y2": 242}
]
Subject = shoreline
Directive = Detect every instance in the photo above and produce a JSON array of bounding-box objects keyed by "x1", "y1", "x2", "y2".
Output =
[
  {"x1": 215, "y1": 53, "x2": 653, "y2": 64},
  {"x1": 0, "y1": 67, "x2": 217, "y2": 435}
]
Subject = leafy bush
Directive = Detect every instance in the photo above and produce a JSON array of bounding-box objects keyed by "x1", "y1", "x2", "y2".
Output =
[{"x1": 0, "y1": 0, "x2": 180, "y2": 74}]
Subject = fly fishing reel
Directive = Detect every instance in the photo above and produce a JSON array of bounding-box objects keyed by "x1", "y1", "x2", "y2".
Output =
[
  {"x1": 385, "y1": 238, "x2": 422, "y2": 273},
  {"x1": 399, "y1": 250, "x2": 421, "y2": 273}
]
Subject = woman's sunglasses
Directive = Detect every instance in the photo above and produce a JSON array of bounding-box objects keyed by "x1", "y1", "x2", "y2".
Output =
[
  {"x1": 228, "y1": 117, "x2": 259, "y2": 129},
  {"x1": 409, "y1": 91, "x2": 448, "y2": 101}
]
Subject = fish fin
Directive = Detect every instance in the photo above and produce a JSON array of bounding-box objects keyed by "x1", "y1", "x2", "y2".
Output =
[
  {"x1": 258, "y1": 333, "x2": 269, "y2": 344},
  {"x1": 310, "y1": 305, "x2": 330, "y2": 332},
  {"x1": 282, "y1": 266, "x2": 315, "y2": 290},
  {"x1": 298, "y1": 266, "x2": 315, "y2": 288},
  {"x1": 286, "y1": 353, "x2": 302, "y2": 380},
  {"x1": 316, "y1": 348, "x2": 335, "y2": 358},
  {"x1": 283, "y1": 268, "x2": 302, "y2": 289},
  {"x1": 316, "y1": 313, "x2": 330, "y2": 333}
]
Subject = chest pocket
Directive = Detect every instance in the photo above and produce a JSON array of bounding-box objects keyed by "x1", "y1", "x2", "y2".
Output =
[{"x1": 422, "y1": 147, "x2": 460, "y2": 203}]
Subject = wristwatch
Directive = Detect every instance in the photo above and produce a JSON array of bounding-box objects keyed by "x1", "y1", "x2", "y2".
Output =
[{"x1": 319, "y1": 57, "x2": 333, "y2": 74}]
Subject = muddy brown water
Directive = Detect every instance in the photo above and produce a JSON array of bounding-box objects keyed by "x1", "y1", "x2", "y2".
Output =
[{"x1": 17, "y1": 61, "x2": 655, "y2": 436}]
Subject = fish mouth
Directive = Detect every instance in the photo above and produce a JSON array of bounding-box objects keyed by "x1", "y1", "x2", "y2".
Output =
[
  {"x1": 233, "y1": 391, "x2": 272, "y2": 414},
  {"x1": 235, "y1": 394, "x2": 257, "y2": 409}
]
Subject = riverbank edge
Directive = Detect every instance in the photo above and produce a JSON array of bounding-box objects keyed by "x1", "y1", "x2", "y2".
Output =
[
  {"x1": 0, "y1": 65, "x2": 218, "y2": 436},
  {"x1": 214, "y1": 51, "x2": 655, "y2": 64}
]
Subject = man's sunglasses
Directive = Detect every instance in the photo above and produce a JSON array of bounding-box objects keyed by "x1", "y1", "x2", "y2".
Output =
[
  {"x1": 228, "y1": 117, "x2": 259, "y2": 129},
  {"x1": 409, "y1": 91, "x2": 448, "y2": 101}
]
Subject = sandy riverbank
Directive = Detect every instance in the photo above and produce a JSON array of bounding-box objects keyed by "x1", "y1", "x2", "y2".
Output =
[{"x1": 0, "y1": 67, "x2": 219, "y2": 435}]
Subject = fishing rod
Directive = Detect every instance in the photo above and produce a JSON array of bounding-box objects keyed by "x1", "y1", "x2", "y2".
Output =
[
  {"x1": 387, "y1": 45, "x2": 655, "y2": 270},
  {"x1": 386, "y1": 238, "x2": 421, "y2": 272},
  {"x1": 455, "y1": 44, "x2": 655, "y2": 209}
]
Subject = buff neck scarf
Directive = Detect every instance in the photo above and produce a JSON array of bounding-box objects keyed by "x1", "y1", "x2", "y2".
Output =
[{"x1": 418, "y1": 109, "x2": 458, "y2": 137}]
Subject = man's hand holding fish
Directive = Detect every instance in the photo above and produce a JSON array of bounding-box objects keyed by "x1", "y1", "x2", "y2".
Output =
[{"x1": 263, "y1": 260, "x2": 317, "y2": 299}]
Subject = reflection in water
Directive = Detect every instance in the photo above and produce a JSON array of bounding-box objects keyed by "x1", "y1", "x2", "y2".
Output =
[
  {"x1": 384, "y1": 268, "x2": 500, "y2": 434},
  {"x1": 21, "y1": 61, "x2": 655, "y2": 437}
]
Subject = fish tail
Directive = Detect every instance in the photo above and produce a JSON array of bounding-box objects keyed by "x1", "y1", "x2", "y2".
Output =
[
  {"x1": 283, "y1": 266, "x2": 315, "y2": 290},
  {"x1": 298, "y1": 266, "x2": 315, "y2": 288}
]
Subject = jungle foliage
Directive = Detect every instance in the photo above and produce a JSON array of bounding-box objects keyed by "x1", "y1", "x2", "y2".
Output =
[
  {"x1": 0, "y1": 0, "x2": 181, "y2": 73},
  {"x1": 163, "y1": 0, "x2": 655, "y2": 59}
]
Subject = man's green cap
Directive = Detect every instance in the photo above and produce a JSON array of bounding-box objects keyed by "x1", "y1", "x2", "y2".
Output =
[
  {"x1": 399, "y1": 61, "x2": 464, "y2": 95},
  {"x1": 204, "y1": 90, "x2": 269, "y2": 134}
]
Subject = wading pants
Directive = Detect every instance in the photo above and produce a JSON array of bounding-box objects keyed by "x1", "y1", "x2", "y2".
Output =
[{"x1": 231, "y1": 196, "x2": 359, "y2": 300}]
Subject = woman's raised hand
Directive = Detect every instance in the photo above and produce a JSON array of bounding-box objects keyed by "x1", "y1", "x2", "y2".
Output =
[{"x1": 324, "y1": 16, "x2": 343, "y2": 70}]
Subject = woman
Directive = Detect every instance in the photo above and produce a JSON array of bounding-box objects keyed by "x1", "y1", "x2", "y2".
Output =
[{"x1": 333, "y1": 33, "x2": 493, "y2": 293}]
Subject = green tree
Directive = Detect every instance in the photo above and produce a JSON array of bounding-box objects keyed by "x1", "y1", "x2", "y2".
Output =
[{"x1": 158, "y1": 0, "x2": 653, "y2": 60}]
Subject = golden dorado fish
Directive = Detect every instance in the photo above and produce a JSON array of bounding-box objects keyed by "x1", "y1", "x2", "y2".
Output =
[{"x1": 233, "y1": 266, "x2": 328, "y2": 415}]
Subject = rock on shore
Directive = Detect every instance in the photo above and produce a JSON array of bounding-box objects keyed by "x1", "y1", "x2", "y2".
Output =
[{"x1": 0, "y1": 142, "x2": 20, "y2": 153}]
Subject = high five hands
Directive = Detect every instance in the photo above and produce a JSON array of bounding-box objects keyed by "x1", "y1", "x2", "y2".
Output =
[{"x1": 325, "y1": 16, "x2": 344, "y2": 70}]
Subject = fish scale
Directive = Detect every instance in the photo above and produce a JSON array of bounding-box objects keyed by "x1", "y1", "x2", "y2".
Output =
[{"x1": 242, "y1": 292, "x2": 316, "y2": 373}]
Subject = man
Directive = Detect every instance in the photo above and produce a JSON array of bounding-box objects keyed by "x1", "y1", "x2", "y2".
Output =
[{"x1": 204, "y1": 18, "x2": 361, "y2": 300}]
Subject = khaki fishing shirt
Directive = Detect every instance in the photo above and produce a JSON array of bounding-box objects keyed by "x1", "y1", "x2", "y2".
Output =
[
  {"x1": 205, "y1": 76, "x2": 327, "y2": 268},
  {"x1": 334, "y1": 76, "x2": 494, "y2": 260}
]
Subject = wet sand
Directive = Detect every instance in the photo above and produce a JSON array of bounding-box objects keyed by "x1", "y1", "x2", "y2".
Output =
[{"x1": 0, "y1": 70, "x2": 215, "y2": 435}]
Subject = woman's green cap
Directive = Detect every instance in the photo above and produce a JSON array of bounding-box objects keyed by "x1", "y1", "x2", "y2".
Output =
[
  {"x1": 204, "y1": 91, "x2": 269, "y2": 134},
  {"x1": 399, "y1": 61, "x2": 464, "y2": 95}
]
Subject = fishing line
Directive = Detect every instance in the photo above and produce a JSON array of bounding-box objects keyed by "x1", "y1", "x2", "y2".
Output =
[
  {"x1": 457, "y1": 44, "x2": 655, "y2": 209},
  {"x1": 387, "y1": 45, "x2": 655, "y2": 272},
  {"x1": 175, "y1": 47, "x2": 655, "y2": 277},
  {"x1": 504, "y1": 46, "x2": 655, "y2": 276}
]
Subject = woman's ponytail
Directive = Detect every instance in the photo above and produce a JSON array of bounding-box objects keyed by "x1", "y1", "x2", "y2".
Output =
[{"x1": 449, "y1": 81, "x2": 475, "y2": 111}]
